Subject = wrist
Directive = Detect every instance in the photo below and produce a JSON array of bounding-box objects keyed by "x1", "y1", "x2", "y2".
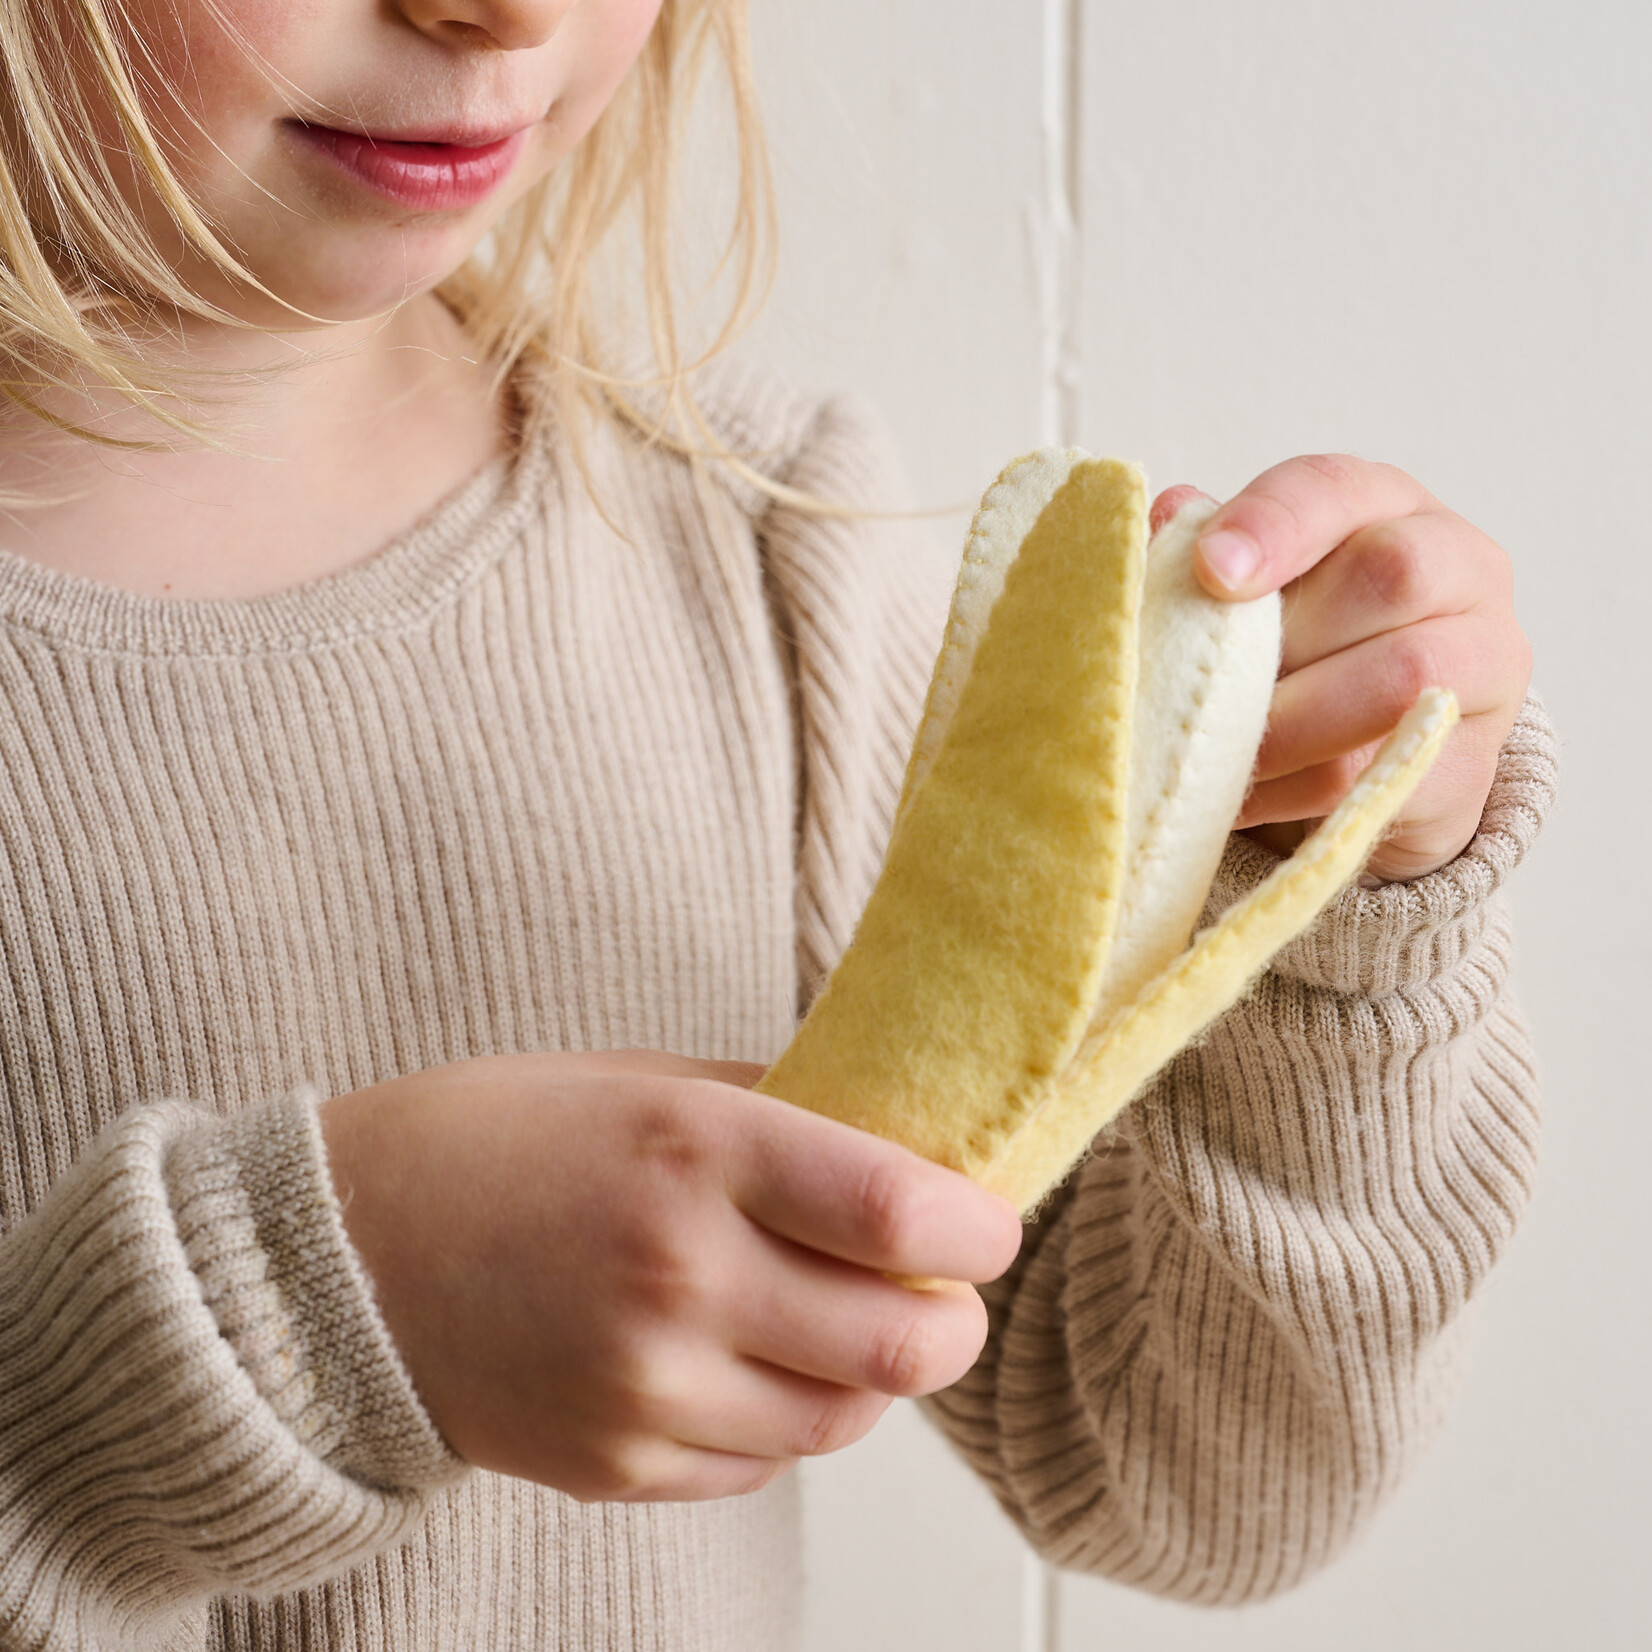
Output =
[{"x1": 317, "y1": 1081, "x2": 451, "y2": 1436}]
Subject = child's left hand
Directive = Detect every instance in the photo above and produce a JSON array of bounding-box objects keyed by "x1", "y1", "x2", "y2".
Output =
[{"x1": 1150, "y1": 456, "x2": 1532, "y2": 884}]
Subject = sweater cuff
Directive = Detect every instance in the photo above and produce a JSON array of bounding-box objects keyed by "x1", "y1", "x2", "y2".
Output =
[
  {"x1": 1202, "y1": 690, "x2": 1558, "y2": 997},
  {"x1": 162, "y1": 1086, "x2": 463, "y2": 1494}
]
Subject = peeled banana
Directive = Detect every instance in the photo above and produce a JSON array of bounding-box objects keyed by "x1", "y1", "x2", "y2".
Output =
[{"x1": 757, "y1": 452, "x2": 1456, "y2": 1215}]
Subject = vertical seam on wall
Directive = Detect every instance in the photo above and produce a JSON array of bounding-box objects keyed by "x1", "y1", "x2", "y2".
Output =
[
  {"x1": 1040, "y1": 0, "x2": 1084, "y2": 452},
  {"x1": 1025, "y1": 7, "x2": 1085, "y2": 1646},
  {"x1": 1029, "y1": 9, "x2": 1081, "y2": 1647}
]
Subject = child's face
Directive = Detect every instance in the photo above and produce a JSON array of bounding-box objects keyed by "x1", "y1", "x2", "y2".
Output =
[{"x1": 112, "y1": 0, "x2": 664, "y2": 326}]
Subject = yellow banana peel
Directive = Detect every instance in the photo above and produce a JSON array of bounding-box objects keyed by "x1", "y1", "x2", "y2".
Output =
[{"x1": 757, "y1": 452, "x2": 1457, "y2": 1215}]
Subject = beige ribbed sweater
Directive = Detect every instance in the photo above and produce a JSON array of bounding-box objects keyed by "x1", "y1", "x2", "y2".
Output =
[{"x1": 0, "y1": 368, "x2": 1553, "y2": 1650}]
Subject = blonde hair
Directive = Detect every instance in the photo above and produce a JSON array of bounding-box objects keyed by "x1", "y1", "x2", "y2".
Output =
[{"x1": 0, "y1": 0, "x2": 774, "y2": 465}]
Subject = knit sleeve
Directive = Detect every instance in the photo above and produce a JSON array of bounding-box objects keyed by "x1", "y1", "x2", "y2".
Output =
[
  {"x1": 0, "y1": 1085, "x2": 463, "y2": 1650},
  {"x1": 921, "y1": 693, "x2": 1557, "y2": 1603}
]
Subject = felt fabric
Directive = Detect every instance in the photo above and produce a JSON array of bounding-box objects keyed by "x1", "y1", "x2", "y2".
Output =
[
  {"x1": 979, "y1": 687, "x2": 1456, "y2": 1209},
  {"x1": 758, "y1": 451, "x2": 1456, "y2": 1213},
  {"x1": 1087, "y1": 494, "x2": 1280, "y2": 1032},
  {"x1": 758, "y1": 457, "x2": 1146, "y2": 1171},
  {"x1": 896, "y1": 447, "x2": 1087, "y2": 818}
]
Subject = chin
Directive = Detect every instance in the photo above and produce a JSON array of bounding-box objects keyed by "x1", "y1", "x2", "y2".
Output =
[{"x1": 241, "y1": 230, "x2": 480, "y2": 327}]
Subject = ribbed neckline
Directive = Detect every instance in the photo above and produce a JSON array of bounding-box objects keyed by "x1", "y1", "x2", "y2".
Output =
[{"x1": 0, "y1": 433, "x2": 548, "y2": 658}]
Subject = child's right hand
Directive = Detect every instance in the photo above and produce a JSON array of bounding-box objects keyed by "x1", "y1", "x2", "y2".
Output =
[{"x1": 319, "y1": 1051, "x2": 1022, "y2": 1503}]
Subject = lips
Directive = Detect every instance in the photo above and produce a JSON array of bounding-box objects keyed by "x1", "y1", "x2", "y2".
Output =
[{"x1": 290, "y1": 123, "x2": 532, "y2": 212}]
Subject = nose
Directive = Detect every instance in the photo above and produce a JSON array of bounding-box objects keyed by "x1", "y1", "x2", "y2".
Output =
[{"x1": 397, "y1": 0, "x2": 578, "y2": 52}]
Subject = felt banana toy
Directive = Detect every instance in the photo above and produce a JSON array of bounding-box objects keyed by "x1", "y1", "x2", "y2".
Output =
[{"x1": 757, "y1": 451, "x2": 1457, "y2": 1215}]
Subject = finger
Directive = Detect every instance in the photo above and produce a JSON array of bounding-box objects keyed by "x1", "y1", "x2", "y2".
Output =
[
  {"x1": 1278, "y1": 513, "x2": 1507, "y2": 673},
  {"x1": 579, "y1": 1049, "x2": 768, "y2": 1089},
  {"x1": 1237, "y1": 749, "x2": 1381, "y2": 829},
  {"x1": 665, "y1": 1356, "x2": 894, "y2": 1461},
  {"x1": 726, "y1": 1091, "x2": 1023, "y2": 1283},
  {"x1": 731, "y1": 1232, "x2": 991, "y2": 1395},
  {"x1": 1254, "y1": 614, "x2": 1518, "y2": 783},
  {"x1": 1242, "y1": 722, "x2": 1500, "y2": 863},
  {"x1": 1237, "y1": 729, "x2": 1492, "y2": 866},
  {"x1": 1195, "y1": 454, "x2": 1436, "y2": 600},
  {"x1": 1149, "y1": 483, "x2": 1213, "y2": 535},
  {"x1": 689, "y1": 1059, "x2": 767, "y2": 1089},
  {"x1": 588, "y1": 1439, "x2": 798, "y2": 1505}
]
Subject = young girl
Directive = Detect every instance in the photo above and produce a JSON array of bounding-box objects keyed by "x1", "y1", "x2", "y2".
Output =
[{"x1": 0, "y1": 2, "x2": 1552, "y2": 1648}]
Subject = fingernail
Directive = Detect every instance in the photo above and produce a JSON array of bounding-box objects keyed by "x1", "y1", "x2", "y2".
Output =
[{"x1": 1198, "y1": 529, "x2": 1260, "y2": 591}]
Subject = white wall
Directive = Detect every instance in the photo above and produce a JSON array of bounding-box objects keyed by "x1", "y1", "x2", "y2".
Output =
[{"x1": 742, "y1": 4, "x2": 1649, "y2": 1648}]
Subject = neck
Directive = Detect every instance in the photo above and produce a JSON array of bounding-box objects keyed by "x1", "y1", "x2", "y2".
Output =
[
  {"x1": 17, "y1": 295, "x2": 480, "y2": 457},
  {"x1": 0, "y1": 294, "x2": 508, "y2": 601}
]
